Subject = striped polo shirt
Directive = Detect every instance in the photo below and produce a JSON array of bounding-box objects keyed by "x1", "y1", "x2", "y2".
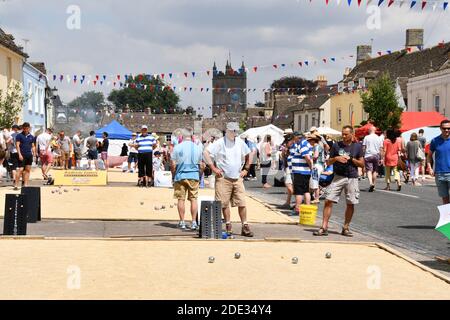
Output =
[
  {"x1": 287, "y1": 141, "x2": 298, "y2": 172},
  {"x1": 136, "y1": 133, "x2": 156, "y2": 153},
  {"x1": 290, "y1": 139, "x2": 312, "y2": 175}
]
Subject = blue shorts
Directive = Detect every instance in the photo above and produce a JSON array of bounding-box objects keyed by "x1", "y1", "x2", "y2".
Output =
[{"x1": 435, "y1": 173, "x2": 450, "y2": 198}]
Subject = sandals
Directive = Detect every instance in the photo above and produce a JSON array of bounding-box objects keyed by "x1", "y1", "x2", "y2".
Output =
[
  {"x1": 313, "y1": 228, "x2": 328, "y2": 236},
  {"x1": 341, "y1": 228, "x2": 354, "y2": 237}
]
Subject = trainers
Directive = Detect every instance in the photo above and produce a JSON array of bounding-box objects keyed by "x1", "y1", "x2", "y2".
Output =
[
  {"x1": 225, "y1": 223, "x2": 233, "y2": 236},
  {"x1": 178, "y1": 221, "x2": 186, "y2": 229},
  {"x1": 241, "y1": 224, "x2": 254, "y2": 237},
  {"x1": 191, "y1": 221, "x2": 198, "y2": 230}
]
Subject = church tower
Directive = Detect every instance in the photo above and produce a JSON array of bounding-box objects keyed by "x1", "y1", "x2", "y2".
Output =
[{"x1": 212, "y1": 59, "x2": 247, "y2": 115}]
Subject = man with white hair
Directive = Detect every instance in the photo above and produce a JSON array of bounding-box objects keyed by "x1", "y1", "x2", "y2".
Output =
[
  {"x1": 171, "y1": 128, "x2": 203, "y2": 230},
  {"x1": 362, "y1": 126, "x2": 382, "y2": 192},
  {"x1": 204, "y1": 122, "x2": 254, "y2": 237}
]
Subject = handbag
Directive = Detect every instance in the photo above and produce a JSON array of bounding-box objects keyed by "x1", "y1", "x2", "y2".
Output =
[{"x1": 416, "y1": 143, "x2": 425, "y2": 161}]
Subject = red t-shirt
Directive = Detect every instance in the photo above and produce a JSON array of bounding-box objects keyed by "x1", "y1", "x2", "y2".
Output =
[{"x1": 383, "y1": 138, "x2": 402, "y2": 167}]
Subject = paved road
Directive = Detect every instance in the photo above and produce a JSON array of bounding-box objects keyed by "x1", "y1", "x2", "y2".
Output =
[{"x1": 245, "y1": 175, "x2": 450, "y2": 258}]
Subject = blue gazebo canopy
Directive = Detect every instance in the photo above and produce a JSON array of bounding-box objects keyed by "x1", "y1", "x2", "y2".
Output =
[{"x1": 96, "y1": 120, "x2": 132, "y2": 140}]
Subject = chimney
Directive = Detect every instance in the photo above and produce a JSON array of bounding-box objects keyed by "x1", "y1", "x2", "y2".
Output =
[
  {"x1": 356, "y1": 45, "x2": 372, "y2": 65},
  {"x1": 405, "y1": 29, "x2": 424, "y2": 52},
  {"x1": 315, "y1": 75, "x2": 328, "y2": 88}
]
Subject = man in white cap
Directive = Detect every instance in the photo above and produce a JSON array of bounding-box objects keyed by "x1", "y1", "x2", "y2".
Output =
[
  {"x1": 204, "y1": 122, "x2": 254, "y2": 237},
  {"x1": 135, "y1": 125, "x2": 156, "y2": 187}
]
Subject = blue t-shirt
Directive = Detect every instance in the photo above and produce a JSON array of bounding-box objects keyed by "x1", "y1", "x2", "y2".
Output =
[
  {"x1": 172, "y1": 141, "x2": 203, "y2": 182},
  {"x1": 320, "y1": 165, "x2": 334, "y2": 182},
  {"x1": 430, "y1": 135, "x2": 450, "y2": 174},
  {"x1": 16, "y1": 132, "x2": 34, "y2": 157}
]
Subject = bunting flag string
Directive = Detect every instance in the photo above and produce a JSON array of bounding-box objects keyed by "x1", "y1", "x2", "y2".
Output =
[
  {"x1": 49, "y1": 40, "x2": 447, "y2": 86},
  {"x1": 317, "y1": 0, "x2": 449, "y2": 10}
]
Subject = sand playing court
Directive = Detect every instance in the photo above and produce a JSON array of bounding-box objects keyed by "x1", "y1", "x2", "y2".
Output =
[{"x1": 0, "y1": 238, "x2": 448, "y2": 300}]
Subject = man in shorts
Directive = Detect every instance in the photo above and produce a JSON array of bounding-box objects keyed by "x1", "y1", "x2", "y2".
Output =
[
  {"x1": 127, "y1": 132, "x2": 139, "y2": 173},
  {"x1": 36, "y1": 128, "x2": 53, "y2": 179},
  {"x1": 86, "y1": 131, "x2": 99, "y2": 170},
  {"x1": 204, "y1": 122, "x2": 254, "y2": 237},
  {"x1": 15, "y1": 122, "x2": 36, "y2": 190},
  {"x1": 362, "y1": 126, "x2": 382, "y2": 192},
  {"x1": 314, "y1": 126, "x2": 364, "y2": 237},
  {"x1": 171, "y1": 128, "x2": 203, "y2": 230}
]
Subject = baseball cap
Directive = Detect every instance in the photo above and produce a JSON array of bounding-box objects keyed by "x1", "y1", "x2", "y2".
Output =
[
  {"x1": 226, "y1": 122, "x2": 240, "y2": 132},
  {"x1": 293, "y1": 131, "x2": 302, "y2": 137},
  {"x1": 141, "y1": 125, "x2": 148, "y2": 130}
]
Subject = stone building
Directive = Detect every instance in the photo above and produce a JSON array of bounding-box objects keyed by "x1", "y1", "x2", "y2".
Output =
[{"x1": 212, "y1": 60, "x2": 247, "y2": 115}]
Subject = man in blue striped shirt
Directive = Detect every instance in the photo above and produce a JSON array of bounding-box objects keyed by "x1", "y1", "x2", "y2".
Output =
[
  {"x1": 135, "y1": 125, "x2": 156, "y2": 187},
  {"x1": 290, "y1": 134, "x2": 317, "y2": 213}
]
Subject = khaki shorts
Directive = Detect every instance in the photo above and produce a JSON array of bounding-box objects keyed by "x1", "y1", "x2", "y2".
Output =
[
  {"x1": 324, "y1": 175, "x2": 360, "y2": 205},
  {"x1": 173, "y1": 179, "x2": 199, "y2": 201},
  {"x1": 215, "y1": 177, "x2": 246, "y2": 208}
]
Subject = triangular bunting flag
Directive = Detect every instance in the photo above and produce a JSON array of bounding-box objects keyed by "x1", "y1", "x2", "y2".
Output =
[
  {"x1": 348, "y1": 0, "x2": 352, "y2": 5},
  {"x1": 444, "y1": 2, "x2": 448, "y2": 10},
  {"x1": 184, "y1": 72, "x2": 188, "y2": 77},
  {"x1": 192, "y1": 72, "x2": 196, "y2": 77},
  {"x1": 169, "y1": 73, "x2": 173, "y2": 78},
  {"x1": 358, "y1": 0, "x2": 362, "y2": 5},
  {"x1": 367, "y1": 0, "x2": 373, "y2": 4},
  {"x1": 387, "y1": 50, "x2": 392, "y2": 54},
  {"x1": 161, "y1": 74, "x2": 165, "y2": 79},
  {"x1": 399, "y1": 0, "x2": 405, "y2": 6},
  {"x1": 93, "y1": 81, "x2": 97, "y2": 86},
  {"x1": 304, "y1": 61, "x2": 309, "y2": 66},
  {"x1": 378, "y1": 0, "x2": 384, "y2": 6},
  {"x1": 388, "y1": 0, "x2": 394, "y2": 6},
  {"x1": 253, "y1": 66, "x2": 258, "y2": 72},
  {"x1": 103, "y1": 75, "x2": 106, "y2": 81},
  {"x1": 432, "y1": 2, "x2": 437, "y2": 10},
  {"x1": 206, "y1": 88, "x2": 209, "y2": 92},
  {"x1": 410, "y1": 1, "x2": 417, "y2": 8},
  {"x1": 298, "y1": 62, "x2": 303, "y2": 67},
  {"x1": 117, "y1": 75, "x2": 121, "y2": 80},
  {"x1": 53, "y1": 75, "x2": 57, "y2": 81},
  {"x1": 95, "y1": 75, "x2": 99, "y2": 81},
  {"x1": 322, "y1": 58, "x2": 327, "y2": 63},
  {"x1": 421, "y1": 1, "x2": 426, "y2": 9},
  {"x1": 273, "y1": 64, "x2": 278, "y2": 69},
  {"x1": 331, "y1": 57, "x2": 336, "y2": 62},
  {"x1": 281, "y1": 63, "x2": 286, "y2": 67},
  {"x1": 377, "y1": 51, "x2": 382, "y2": 56},
  {"x1": 206, "y1": 71, "x2": 210, "y2": 76}
]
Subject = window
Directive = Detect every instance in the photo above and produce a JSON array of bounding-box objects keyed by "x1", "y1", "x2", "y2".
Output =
[
  {"x1": 358, "y1": 78, "x2": 366, "y2": 89},
  {"x1": 6, "y1": 57, "x2": 12, "y2": 86},
  {"x1": 165, "y1": 134, "x2": 172, "y2": 142},
  {"x1": 34, "y1": 85, "x2": 39, "y2": 113},
  {"x1": 337, "y1": 109, "x2": 342, "y2": 123},
  {"x1": 312, "y1": 114, "x2": 316, "y2": 127},
  {"x1": 434, "y1": 95, "x2": 440, "y2": 113},
  {"x1": 305, "y1": 115, "x2": 309, "y2": 131},
  {"x1": 338, "y1": 82, "x2": 344, "y2": 93},
  {"x1": 40, "y1": 87, "x2": 45, "y2": 115},
  {"x1": 27, "y1": 81, "x2": 33, "y2": 111},
  {"x1": 297, "y1": 115, "x2": 302, "y2": 132},
  {"x1": 417, "y1": 98, "x2": 422, "y2": 112}
]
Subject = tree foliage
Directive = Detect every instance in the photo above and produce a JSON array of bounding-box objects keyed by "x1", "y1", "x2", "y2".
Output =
[
  {"x1": 68, "y1": 91, "x2": 105, "y2": 111},
  {"x1": 271, "y1": 76, "x2": 316, "y2": 94},
  {"x1": 107, "y1": 75, "x2": 180, "y2": 113},
  {"x1": 360, "y1": 73, "x2": 403, "y2": 131},
  {"x1": 0, "y1": 82, "x2": 26, "y2": 128}
]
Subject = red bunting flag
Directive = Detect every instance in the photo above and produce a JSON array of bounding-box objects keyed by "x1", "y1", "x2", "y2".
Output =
[
  {"x1": 407, "y1": 47, "x2": 412, "y2": 52},
  {"x1": 95, "y1": 75, "x2": 99, "y2": 81},
  {"x1": 421, "y1": 1, "x2": 426, "y2": 9},
  {"x1": 388, "y1": 0, "x2": 394, "y2": 6},
  {"x1": 206, "y1": 70, "x2": 210, "y2": 76},
  {"x1": 273, "y1": 64, "x2": 278, "y2": 69},
  {"x1": 184, "y1": 72, "x2": 188, "y2": 78},
  {"x1": 358, "y1": 0, "x2": 362, "y2": 6},
  {"x1": 93, "y1": 80, "x2": 97, "y2": 86},
  {"x1": 438, "y1": 41, "x2": 445, "y2": 48},
  {"x1": 322, "y1": 58, "x2": 327, "y2": 63},
  {"x1": 161, "y1": 74, "x2": 165, "y2": 79},
  {"x1": 298, "y1": 62, "x2": 303, "y2": 67},
  {"x1": 201, "y1": 88, "x2": 204, "y2": 92},
  {"x1": 377, "y1": 51, "x2": 382, "y2": 56},
  {"x1": 117, "y1": 75, "x2": 121, "y2": 80},
  {"x1": 253, "y1": 66, "x2": 258, "y2": 72},
  {"x1": 113, "y1": 82, "x2": 116, "y2": 87},
  {"x1": 326, "y1": 0, "x2": 329, "y2": 4}
]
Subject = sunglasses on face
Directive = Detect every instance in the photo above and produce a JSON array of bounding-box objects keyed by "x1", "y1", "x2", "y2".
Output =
[{"x1": 441, "y1": 127, "x2": 450, "y2": 131}]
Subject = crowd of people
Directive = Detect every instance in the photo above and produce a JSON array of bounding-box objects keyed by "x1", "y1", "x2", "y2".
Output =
[{"x1": 2, "y1": 119, "x2": 450, "y2": 239}]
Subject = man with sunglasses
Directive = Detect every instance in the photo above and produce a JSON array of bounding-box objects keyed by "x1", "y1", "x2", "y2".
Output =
[
  {"x1": 204, "y1": 122, "x2": 254, "y2": 237},
  {"x1": 428, "y1": 119, "x2": 450, "y2": 204}
]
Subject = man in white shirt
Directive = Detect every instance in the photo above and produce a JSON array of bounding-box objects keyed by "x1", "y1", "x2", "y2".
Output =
[
  {"x1": 127, "y1": 133, "x2": 138, "y2": 173},
  {"x1": 362, "y1": 126, "x2": 382, "y2": 192},
  {"x1": 204, "y1": 122, "x2": 254, "y2": 237},
  {"x1": 36, "y1": 128, "x2": 53, "y2": 180},
  {"x1": 72, "y1": 130, "x2": 84, "y2": 170}
]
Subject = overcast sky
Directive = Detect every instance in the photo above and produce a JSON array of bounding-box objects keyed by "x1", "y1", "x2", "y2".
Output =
[{"x1": 1, "y1": 0, "x2": 449, "y2": 116}]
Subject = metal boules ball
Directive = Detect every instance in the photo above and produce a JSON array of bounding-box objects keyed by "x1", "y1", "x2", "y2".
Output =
[
  {"x1": 154, "y1": 206, "x2": 159, "y2": 210},
  {"x1": 64, "y1": 189, "x2": 69, "y2": 193},
  {"x1": 208, "y1": 256, "x2": 215, "y2": 263},
  {"x1": 325, "y1": 252, "x2": 332, "y2": 259},
  {"x1": 291, "y1": 257, "x2": 299, "y2": 264},
  {"x1": 140, "y1": 202, "x2": 144, "y2": 205},
  {"x1": 161, "y1": 205, "x2": 166, "y2": 210},
  {"x1": 234, "y1": 252, "x2": 241, "y2": 259}
]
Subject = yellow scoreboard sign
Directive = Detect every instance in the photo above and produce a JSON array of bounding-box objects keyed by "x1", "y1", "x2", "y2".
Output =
[{"x1": 53, "y1": 170, "x2": 107, "y2": 186}]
